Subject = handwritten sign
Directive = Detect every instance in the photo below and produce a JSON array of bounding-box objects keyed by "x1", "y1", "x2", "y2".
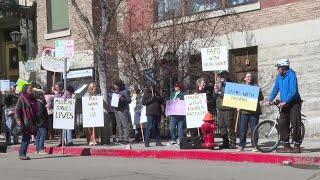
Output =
[
  {"x1": 222, "y1": 82, "x2": 260, "y2": 111},
  {"x1": 55, "y1": 40, "x2": 75, "y2": 58},
  {"x1": 201, "y1": 46, "x2": 228, "y2": 71},
  {"x1": 0, "y1": 80, "x2": 10, "y2": 92},
  {"x1": 111, "y1": 93, "x2": 120, "y2": 107},
  {"x1": 184, "y1": 93, "x2": 207, "y2": 129},
  {"x1": 165, "y1": 100, "x2": 186, "y2": 116},
  {"x1": 53, "y1": 98, "x2": 76, "y2": 129},
  {"x1": 82, "y1": 96, "x2": 104, "y2": 127}
]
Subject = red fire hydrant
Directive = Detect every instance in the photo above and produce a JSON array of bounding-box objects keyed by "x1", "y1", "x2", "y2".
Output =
[{"x1": 200, "y1": 112, "x2": 217, "y2": 149}]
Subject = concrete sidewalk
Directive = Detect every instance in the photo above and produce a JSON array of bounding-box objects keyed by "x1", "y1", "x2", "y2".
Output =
[{"x1": 7, "y1": 138, "x2": 320, "y2": 165}]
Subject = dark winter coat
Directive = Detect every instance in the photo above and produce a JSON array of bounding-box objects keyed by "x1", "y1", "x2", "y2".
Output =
[
  {"x1": 15, "y1": 94, "x2": 37, "y2": 135},
  {"x1": 116, "y1": 88, "x2": 132, "y2": 111},
  {"x1": 36, "y1": 99, "x2": 49, "y2": 128},
  {"x1": 142, "y1": 88, "x2": 163, "y2": 116}
]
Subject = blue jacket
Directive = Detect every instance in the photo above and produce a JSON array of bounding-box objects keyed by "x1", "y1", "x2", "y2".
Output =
[{"x1": 269, "y1": 69, "x2": 301, "y2": 103}]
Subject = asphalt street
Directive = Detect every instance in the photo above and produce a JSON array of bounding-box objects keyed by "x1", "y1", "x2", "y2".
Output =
[{"x1": 0, "y1": 152, "x2": 319, "y2": 180}]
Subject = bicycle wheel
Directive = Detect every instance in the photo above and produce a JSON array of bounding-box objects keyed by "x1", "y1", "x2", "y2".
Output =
[
  {"x1": 290, "y1": 122, "x2": 305, "y2": 144},
  {"x1": 252, "y1": 120, "x2": 280, "y2": 153}
]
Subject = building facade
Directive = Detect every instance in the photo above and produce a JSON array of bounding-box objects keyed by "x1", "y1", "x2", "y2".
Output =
[{"x1": 121, "y1": 0, "x2": 320, "y2": 137}]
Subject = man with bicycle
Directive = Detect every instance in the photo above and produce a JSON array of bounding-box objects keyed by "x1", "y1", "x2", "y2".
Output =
[{"x1": 268, "y1": 59, "x2": 302, "y2": 153}]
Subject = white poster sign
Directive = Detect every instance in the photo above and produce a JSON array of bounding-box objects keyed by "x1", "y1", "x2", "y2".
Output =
[
  {"x1": 53, "y1": 98, "x2": 76, "y2": 129},
  {"x1": 67, "y1": 69, "x2": 93, "y2": 79},
  {"x1": 41, "y1": 56, "x2": 70, "y2": 73},
  {"x1": 201, "y1": 46, "x2": 228, "y2": 71},
  {"x1": 184, "y1": 93, "x2": 208, "y2": 129},
  {"x1": 55, "y1": 40, "x2": 75, "y2": 58},
  {"x1": 82, "y1": 96, "x2": 104, "y2": 127},
  {"x1": 111, "y1": 93, "x2": 120, "y2": 107},
  {"x1": 0, "y1": 80, "x2": 10, "y2": 92},
  {"x1": 140, "y1": 106, "x2": 147, "y2": 124}
]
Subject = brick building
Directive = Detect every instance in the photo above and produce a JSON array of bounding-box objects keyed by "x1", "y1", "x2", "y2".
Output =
[{"x1": 119, "y1": 0, "x2": 320, "y2": 137}]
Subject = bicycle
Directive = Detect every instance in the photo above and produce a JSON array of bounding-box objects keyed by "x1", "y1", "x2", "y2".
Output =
[{"x1": 251, "y1": 100, "x2": 306, "y2": 153}]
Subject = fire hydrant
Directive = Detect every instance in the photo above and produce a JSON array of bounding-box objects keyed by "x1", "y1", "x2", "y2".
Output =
[{"x1": 200, "y1": 112, "x2": 217, "y2": 149}]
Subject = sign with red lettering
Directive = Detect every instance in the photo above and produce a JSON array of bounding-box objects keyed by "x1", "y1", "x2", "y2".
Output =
[{"x1": 201, "y1": 46, "x2": 228, "y2": 71}]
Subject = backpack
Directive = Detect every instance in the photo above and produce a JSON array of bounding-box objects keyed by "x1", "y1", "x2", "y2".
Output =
[{"x1": 180, "y1": 136, "x2": 203, "y2": 149}]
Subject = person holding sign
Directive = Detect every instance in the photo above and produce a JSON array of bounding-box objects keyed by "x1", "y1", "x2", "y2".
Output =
[
  {"x1": 168, "y1": 82, "x2": 186, "y2": 145},
  {"x1": 237, "y1": 72, "x2": 264, "y2": 152},
  {"x1": 214, "y1": 71, "x2": 236, "y2": 149},
  {"x1": 62, "y1": 86, "x2": 75, "y2": 146},
  {"x1": 15, "y1": 84, "x2": 37, "y2": 160},
  {"x1": 85, "y1": 82, "x2": 100, "y2": 146},
  {"x1": 132, "y1": 84, "x2": 145, "y2": 143},
  {"x1": 113, "y1": 79, "x2": 132, "y2": 144},
  {"x1": 142, "y1": 86, "x2": 164, "y2": 147}
]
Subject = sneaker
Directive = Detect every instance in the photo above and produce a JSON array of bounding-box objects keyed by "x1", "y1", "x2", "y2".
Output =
[
  {"x1": 145, "y1": 143, "x2": 151, "y2": 147},
  {"x1": 276, "y1": 146, "x2": 294, "y2": 153},
  {"x1": 176, "y1": 139, "x2": 180, "y2": 145},
  {"x1": 237, "y1": 147, "x2": 244, "y2": 152},
  {"x1": 252, "y1": 148, "x2": 259, "y2": 152},
  {"x1": 19, "y1": 156, "x2": 31, "y2": 160},
  {"x1": 167, "y1": 141, "x2": 177, "y2": 146},
  {"x1": 293, "y1": 144, "x2": 302, "y2": 154},
  {"x1": 156, "y1": 143, "x2": 164, "y2": 147},
  {"x1": 38, "y1": 150, "x2": 48, "y2": 155},
  {"x1": 66, "y1": 142, "x2": 74, "y2": 146}
]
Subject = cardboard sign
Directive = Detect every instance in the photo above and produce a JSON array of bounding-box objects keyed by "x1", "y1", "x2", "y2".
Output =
[
  {"x1": 184, "y1": 93, "x2": 207, "y2": 129},
  {"x1": 53, "y1": 98, "x2": 76, "y2": 129},
  {"x1": 0, "y1": 80, "x2": 10, "y2": 92},
  {"x1": 143, "y1": 68, "x2": 157, "y2": 85},
  {"x1": 82, "y1": 96, "x2": 104, "y2": 127},
  {"x1": 165, "y1": 100, "x2": 186, "y2": 116},
  {"x1": 111, "y1": 93, "x2": 119, "y2": 107},
  {"x1": 201, "y1": 46, "x2": 228, "y2": 71},
  {"x1": 222, "y1": 82, "x2": 260, "y2": 111},
  {"x1": 55, "y1": 40, "x2": 75, "y2": 58}
]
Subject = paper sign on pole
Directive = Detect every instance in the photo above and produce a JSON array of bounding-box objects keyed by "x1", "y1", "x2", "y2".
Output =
[
  {"x1": 165, "y1": 100, "x2": 186, "y2": 116},
  {"x1": 111, "y1": 93, "x2": 120, "y2": 107},
  {"x1": 0, "y1": 80, "x2": 10, "y2": 92},
  {"x1": 201, "y1": 46, "x2": 228, "y2": 71},
  {"x1": 55, "y1": 40, "x2": 75, "y2": 58},
  {"x1": 53, "y1": 98, "x2": 76, "y2": 129},
  {"x1": 184, "y1": 93, "x2": 207, "y2": 129},
  {"x1": 82, "y1": 96, "x2": 104, "y2": 127},
  {"x1": 222, "y1": 82, "x2": 260, "y2": 111}
]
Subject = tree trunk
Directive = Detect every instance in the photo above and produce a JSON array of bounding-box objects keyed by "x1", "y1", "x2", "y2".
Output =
[{"x1": 97, "y1": 51, "x2": 110, "y2": 144}]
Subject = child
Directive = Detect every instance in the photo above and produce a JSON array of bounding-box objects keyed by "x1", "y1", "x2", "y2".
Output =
[{"x1": 35, "y1": 91, "x2": 49, "y2": 154}]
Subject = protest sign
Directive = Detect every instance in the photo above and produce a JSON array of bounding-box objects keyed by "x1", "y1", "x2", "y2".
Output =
[
  {"x1": 0, "y1": 80, "x2": 10, "y2": 92},
  {"x1": 140, "y1": 106, "x2": 147, "y2": 124},
  {"x1": 143, "y1": 68, "x2": 157, "y2": 85},
  {"x1": 55, "y1": 40, "x2": 75, "y2": 58},
  {"x1": 201, "y1": 46, "x2": 228, "y2": 71},
  {"x1": 184, "y1": 93, "x2": 207, "y2": 129},
  {"x1": 111, "y1": 93, "x2": 119, "y2": 107},
  {"x1": 222, "y1": 82, "x2": 260, "y2": 111},
  {"x1": 82, "y1": 96, "x2": 104, "y2": 127},
  {"x1": 165, "y1": 100, "x2": 186, "y2": 116},
  {"x1": 53, "y1": 98, "x2": 76, "y2": 129}
]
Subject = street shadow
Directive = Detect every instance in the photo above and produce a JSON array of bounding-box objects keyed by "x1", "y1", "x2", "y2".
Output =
[
  {"x1": 301, "y1": 148, "x2": 320, "y2": 153},
  {"x1": 290, "y1": 164, "x2": 320, "y2": 170},
  {"x1": 31, "y1": 155, "x2": 76, "y2": 160}
]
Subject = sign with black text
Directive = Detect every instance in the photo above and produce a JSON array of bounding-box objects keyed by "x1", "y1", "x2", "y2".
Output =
[
  {"x1": 82, "y1": 96, "x2": 104, "y2": 127},
  {"x1": 53, "y1": 98, "x2": 76, "y2": 129}
]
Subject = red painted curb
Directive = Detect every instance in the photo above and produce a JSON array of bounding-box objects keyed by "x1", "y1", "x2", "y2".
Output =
[{"x1": 13, "y1": 146, "x2": 320, "y2": 165}]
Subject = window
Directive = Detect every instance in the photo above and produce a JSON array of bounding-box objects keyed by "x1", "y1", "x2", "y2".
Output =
[
  {"x1": 227, "y1": 0, "x2": 257, "y2": 7},
  {"x1": 47, "y1": 0, "x2": 69, "y2": 33},
  {"x1": 157, "y1": 0, "x2": 182, "y2": 21},
  {"x1": 191, "y1": 0, "x2": 221, "y2": 13}
]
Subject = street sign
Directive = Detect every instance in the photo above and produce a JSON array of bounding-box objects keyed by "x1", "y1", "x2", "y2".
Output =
[
  {"x1": 67, "y1": 69, "x2": 93, "y2": 79},
  {"x1": 24, "y1": 60, "x2": 35, "y2": 72},
  {"x1": 143, "y1": 68, "x2": 157, "y2": 86}
]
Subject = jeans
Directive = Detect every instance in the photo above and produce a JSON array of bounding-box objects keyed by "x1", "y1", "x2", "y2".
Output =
[
  {"x1": 169, "y1": 116, "x2": 185, "y2": 142},
  {"x1": 36, "y1": 127, "x2": 47, "y2": 151},
  {"x1": 145, "y1": 115, "x2": 161, "y2": 144},
  {"x1": 239, "y1": 114, "x2": 259, "y2": 148},
  {"x1": 66, "y1": 129, "x2": 73, "y2": 144},
  {"x1": 19, "y1": 133, "x2": 31, "y2": 157}
]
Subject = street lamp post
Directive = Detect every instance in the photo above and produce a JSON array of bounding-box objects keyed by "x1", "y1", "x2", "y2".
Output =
[{"x1": 9, "y1": 31, "x2": 22, "y2": 45}]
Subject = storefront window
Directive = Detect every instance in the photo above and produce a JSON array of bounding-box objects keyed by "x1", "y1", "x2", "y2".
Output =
[{"x1": 157, "y1": 0, "x2": 182, "y2": 21}]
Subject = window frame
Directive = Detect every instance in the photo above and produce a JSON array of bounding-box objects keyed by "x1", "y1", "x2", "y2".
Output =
[
  {"x1": 225, "y1": 0, "x2": 258, "y2": 8},
  {"x1": 46, "y1": 0, "x2": 69, "y2": 33}
]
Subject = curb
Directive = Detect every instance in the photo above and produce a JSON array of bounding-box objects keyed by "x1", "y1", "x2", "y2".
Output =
[{"x1": 13, "y1": 146, "x2": 320, "y2": 165}]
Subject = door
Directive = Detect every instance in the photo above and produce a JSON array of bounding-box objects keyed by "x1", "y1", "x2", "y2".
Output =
[
  {"x1": 229, "y1": 46, "x2": 258, "y2": 84},
  {"x1": 5, "y1": 42, "x2": 21, "y2": 81}
]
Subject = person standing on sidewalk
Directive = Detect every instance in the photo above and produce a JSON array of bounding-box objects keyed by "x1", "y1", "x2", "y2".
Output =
[
  {"x1": 34, "y1": 91, "x2": 49, "y2": 154},
  {"x1": 142, "y1": 86, "x2": 164, "y2": 147},
  {"x1": 238, "y1": 72, "x2": 264, "y2": 152},
  {"x1": 214, "y1": 71, "x2": 236, "y2": 149},
  {"x1": 85, "y1": 82, "x2": 100, "y2": 146},
  {"x1": 15, "y1": 84, "x2": 37, "y2": 160},
  {"x1": 132, "y1": 84, "x2": 144, "y2": 143},
  {"x1": 268, "y1": 58, "x2": 302, "y2": 153},
  {"x1": 62, "y1": 85, "x2": 75, "y2": 146},
  {"x1": 107, "y1": 86, "x2": 117, "y2": 143},
  {"x1": 114, "y1": 79, "x2": 132, "y2": 144},
  {"x1": 168, "y1": 82, "x2": 186, "y2": 146}
]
